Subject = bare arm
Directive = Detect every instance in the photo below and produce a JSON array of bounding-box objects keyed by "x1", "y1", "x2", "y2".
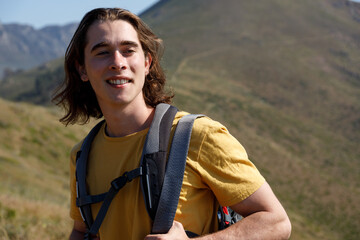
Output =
[
  {"x1": 69, "y1": 220, "x2": 101, "y2": 240},
  {"x1": 69, "y1": 220, "x2": 87, "y2": 240},
  {"x1": 201, "y1": 181, "x2": 292, "y2": 239},
  {"x1": 145, "y1": 182, "x2": 291, "y2": 240}
]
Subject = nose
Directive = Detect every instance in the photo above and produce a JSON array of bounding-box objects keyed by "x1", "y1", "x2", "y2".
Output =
[{"x1": 110, "y1": 51, "x2": 126, "y2": 70}]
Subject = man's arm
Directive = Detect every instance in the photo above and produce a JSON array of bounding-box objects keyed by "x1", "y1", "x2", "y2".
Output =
[
  {"x1": 69, "y1": 220, "x2": 87, "y2": 240},
  {"x1": 69, "y1": 220, "x2": 101, "y2": 240},
  {"x1": 145, "y1": 182, "x2": 291, "y2": 240},
  {"x1": 215, "y1": 181, "x2": 292, "y2": 240}
]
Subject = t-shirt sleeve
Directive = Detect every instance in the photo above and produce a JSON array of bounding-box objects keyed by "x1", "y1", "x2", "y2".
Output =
[
  {"x1": 190, "y1": 117, "x2": 265, "y2": 207},
  {"x1": 69, "y1": 142, "x2": 84, "y2": 221}
]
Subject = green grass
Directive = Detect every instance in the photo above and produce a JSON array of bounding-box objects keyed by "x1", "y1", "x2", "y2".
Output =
[
  {"x1": 0, "y1": 98, "x2": 94, "y2": 239},
  {"x1": 143, "y1": 1, "x2": 360, "y2": 238}
]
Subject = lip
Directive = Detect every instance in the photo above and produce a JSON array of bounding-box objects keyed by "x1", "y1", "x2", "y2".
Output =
[{"x1": 105, "y1": 75, "x2": 132, "y2": 81}]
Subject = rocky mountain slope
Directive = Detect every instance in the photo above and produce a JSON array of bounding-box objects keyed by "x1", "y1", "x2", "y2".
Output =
[{"x1": 0, "y1": 22, "x2": 77, "y2": 76}]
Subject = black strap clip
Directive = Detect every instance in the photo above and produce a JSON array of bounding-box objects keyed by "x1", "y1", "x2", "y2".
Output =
[
  {"x1": 110, "y1": 167, "x2": 143, "y2": 191},
  {"x1": 111, "y1": 172, "x2": 129, "y2": 191}
]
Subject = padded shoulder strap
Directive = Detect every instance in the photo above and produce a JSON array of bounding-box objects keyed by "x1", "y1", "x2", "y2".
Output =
[
  {"x1": 151, "y1": 114, "x2": 204, "y2": 234},
  {"x1": 142, "y1": 103, "x2": 175, "y2": 154},
  {"x1": 140, "y1": 103, "x2": 178, "y2": 219}
]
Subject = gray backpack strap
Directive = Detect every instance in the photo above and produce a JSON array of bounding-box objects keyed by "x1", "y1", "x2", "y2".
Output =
[
  {"x1": 140, "y1": 103, "x2": 178, "y2": 219},
  {"x1": 142, "y1": 103, "x2": 172, "y2": 154},
  {"x1": 151, "y1": 114, "x2": 204, "y2": 234}
]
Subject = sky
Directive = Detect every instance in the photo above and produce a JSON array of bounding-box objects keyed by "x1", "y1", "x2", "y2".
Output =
[
  {"x1": 0, "y1": 0, "x2": 159, "y2": 29},
  {"x1": 1, "y1": 0, "x2": 359, "y2": 28}
]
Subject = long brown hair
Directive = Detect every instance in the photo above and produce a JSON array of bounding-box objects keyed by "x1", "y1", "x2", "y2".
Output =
[{"x1": 52, "y1": 8, "x2": 173, "y2": 125}]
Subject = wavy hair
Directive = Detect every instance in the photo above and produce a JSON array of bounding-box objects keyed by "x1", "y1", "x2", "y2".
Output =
[{"x1": 52, "y1": 8, "x2": 173, "y2": 125}]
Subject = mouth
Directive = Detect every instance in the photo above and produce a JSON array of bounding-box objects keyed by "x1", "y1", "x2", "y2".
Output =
[{"x1": 106, "y1": 78, "x2": 131, "y2": 86}]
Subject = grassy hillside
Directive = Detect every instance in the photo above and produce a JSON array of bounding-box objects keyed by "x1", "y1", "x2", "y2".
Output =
[
  {"x1": 141, "y1": 0, "x2": 360, "y2": 239},
  {"x1": 0, "y1": 98, "x2": 94, "y2": 239},
  {"x1": 0, "y1": 58, "x2": 64, "y2": 105},
  {"x1": 0, "y1": 0, "x2": 359, "y2": 239}
]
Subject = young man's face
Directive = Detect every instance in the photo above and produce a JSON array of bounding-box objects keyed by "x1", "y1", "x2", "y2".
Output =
[{"x1": 78, "y1": 20, "x2": 151, "y2": 110}]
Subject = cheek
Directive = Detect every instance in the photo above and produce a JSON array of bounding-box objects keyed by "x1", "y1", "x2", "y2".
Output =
[
  {"x1": 130, "y1": 54, "x2": 148, "y2": 72},
  {"x1": 86, "y1": 59, "x2": 106, "y2": 75},
  {"x1": 134, "y1": 66, "x2": 148, "y2": 79}
]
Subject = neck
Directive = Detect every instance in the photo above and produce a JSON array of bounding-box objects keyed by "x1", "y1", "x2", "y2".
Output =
[{"x1": 101, "y1": 102, "x2": 155, "y2": 137}]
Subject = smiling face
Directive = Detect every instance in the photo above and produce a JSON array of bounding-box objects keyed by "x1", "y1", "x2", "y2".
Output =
[{"x1": 77, "y1": 20, "x2": 152, "y2": 111}]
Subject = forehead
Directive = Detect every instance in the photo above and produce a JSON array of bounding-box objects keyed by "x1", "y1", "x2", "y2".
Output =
[{"x1": 85, "y1": 19, "x2": 141, "y2": 48}]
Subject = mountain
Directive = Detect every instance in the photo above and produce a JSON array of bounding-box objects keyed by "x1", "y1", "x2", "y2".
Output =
[
  {"x1": 0, "y1": 0, "x2": 359, "y2": 239},
  {"x1": 0, "y1": 57, "x2": 64, "y2": 105},
  {"x1": 0, "y1": 22, "x2": 77, "y2": 77},
  {"x1": 141, "y1": 1, "x2": 360, "y2": 239}
]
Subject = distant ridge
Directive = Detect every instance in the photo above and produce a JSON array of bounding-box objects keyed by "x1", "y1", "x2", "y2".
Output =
[{"x1": 0, "y1": 22, "x2": 77, "y2": 76}]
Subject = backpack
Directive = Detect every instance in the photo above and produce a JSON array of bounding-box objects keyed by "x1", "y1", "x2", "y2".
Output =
[{"x1": 75, "y1": 103, "x2": 241, "y2": 239}]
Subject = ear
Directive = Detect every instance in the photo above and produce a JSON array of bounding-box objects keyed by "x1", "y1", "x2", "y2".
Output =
[
  {"x1": 76, "y1": 63, "x2": 89, "y2": 82},
  {"x1": 145, "y1": 53, "x2": 152, "y2": 76}
]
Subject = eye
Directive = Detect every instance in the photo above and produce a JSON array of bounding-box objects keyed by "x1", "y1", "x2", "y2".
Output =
[
  {"x1": 96, "y1": 50, "x2": 109, "y2": 56},
  {"x1": 122, "y1": 47, "x2": 136, "y2": 56}
]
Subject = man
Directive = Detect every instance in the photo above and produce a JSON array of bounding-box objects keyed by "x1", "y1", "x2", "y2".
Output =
[{"x1": 53, "y1": 8, "x2": 291, "y2": 240}]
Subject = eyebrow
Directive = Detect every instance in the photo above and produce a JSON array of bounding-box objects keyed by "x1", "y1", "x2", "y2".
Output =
[{"x1": 90, "y1": 40, "x2": 139, "y2": 53}]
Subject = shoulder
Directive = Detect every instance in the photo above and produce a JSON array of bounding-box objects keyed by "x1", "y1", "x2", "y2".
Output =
[
  {"x1": 174, "y1": 111, "x2": 246, "y2": 158},
  {"x1": 175, "y1": 110, "x2": 250, "y2": 162},
  {"x1": 175, "y1": 111, "x2": 234, "y2": 146},
  {"x1": 70, "y1": 140, "x2": 83, "y2": 160},
  {"x1": 174, "y1": 111, "x2": 227, "y2": 135}
]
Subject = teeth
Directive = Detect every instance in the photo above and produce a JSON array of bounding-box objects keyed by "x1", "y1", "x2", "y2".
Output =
[{"x1": 108, "y1": 79, "x2": 129, "y2": 85}]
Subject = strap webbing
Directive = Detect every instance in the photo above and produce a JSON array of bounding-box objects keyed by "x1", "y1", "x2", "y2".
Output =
[
  {"x1": 76, "y1": 193, "x2": 107, "y2": 206},
  {"x1": 76, "y1": 120, "x2": 105, "y2": 229},
  {"x1": 151, "y1": 114, "x2": 204, "y2": 234},
  {"x1": 87, "y1": 167, "x2": 143, "y2": 236}
]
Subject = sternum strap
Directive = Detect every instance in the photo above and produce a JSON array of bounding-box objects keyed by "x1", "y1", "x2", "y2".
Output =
[{"x1": 84, "y1": 167, "x2": 143, "y2": 236}]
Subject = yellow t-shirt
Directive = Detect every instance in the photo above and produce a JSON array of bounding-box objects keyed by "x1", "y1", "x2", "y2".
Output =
[{"x1": 69, "y1": 112, "x2": 265, "y2": 239}]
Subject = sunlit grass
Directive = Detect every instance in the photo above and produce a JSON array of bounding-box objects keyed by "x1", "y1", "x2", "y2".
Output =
[{"x1": 0, "y1": 98, "x2": 93, "y2": 239}]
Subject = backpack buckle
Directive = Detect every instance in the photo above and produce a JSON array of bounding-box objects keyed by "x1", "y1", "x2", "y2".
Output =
[{"x1": 111, "y1": 172, "x2": 128, "y2": 191}]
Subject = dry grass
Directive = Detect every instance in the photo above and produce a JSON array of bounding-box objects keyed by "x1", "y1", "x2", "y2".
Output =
[
  {"x1": 0, "y1": 98, "x2": 93, "y2": 239},
  {"x1": 0, "y1": 194, "x2": 71, "y2": 240}
]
